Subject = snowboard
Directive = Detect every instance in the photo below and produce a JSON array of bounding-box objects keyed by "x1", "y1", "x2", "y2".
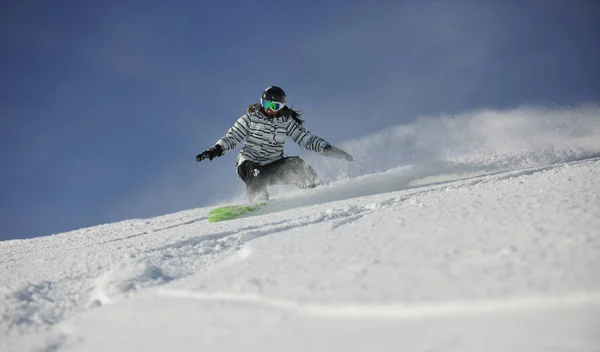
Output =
[{"x1": 208, "y1": 202, "x2": 268, "y2": 222}]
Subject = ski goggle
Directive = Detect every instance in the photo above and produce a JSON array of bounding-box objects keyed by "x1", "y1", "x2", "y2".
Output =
[{"x1": 261, "y1": 99, "x2": 285, "y2": 111}]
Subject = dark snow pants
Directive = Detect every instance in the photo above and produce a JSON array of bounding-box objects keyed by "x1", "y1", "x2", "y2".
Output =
[{"x1": 237, "y1": 156, "x2": 320, "y2": 202}]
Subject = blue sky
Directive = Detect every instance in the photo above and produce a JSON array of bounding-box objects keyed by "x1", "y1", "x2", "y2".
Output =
[{"x1": 1, "y1": 0, "x2": 599, "y2": 240}]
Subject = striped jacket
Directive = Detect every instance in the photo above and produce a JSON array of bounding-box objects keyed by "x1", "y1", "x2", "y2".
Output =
[{"x1": 216, "y1": 104, "x2": 331, "y2": 166}]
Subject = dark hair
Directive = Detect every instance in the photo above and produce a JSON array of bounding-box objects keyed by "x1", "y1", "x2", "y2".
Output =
[{"x1": 247, "y1": 104, "x2": 304, "y2": 125}]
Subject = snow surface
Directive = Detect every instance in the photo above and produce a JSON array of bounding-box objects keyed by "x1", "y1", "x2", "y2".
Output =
[{"x1": 2, "y1": 106, "x2": 600, "y2": 351}]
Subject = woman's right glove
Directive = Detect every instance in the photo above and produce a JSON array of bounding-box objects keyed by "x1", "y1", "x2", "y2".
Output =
[
  {"x1": 196, "y1": 144, "x2": 223, "y2": 162},
  {"x1": 322, "y1": 145, "x2": 353, "y2": 161}
]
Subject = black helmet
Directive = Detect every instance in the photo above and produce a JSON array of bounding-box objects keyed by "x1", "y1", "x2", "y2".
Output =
[{"x1": 261, "y1": 86, "x2": 286, "y2": 103}]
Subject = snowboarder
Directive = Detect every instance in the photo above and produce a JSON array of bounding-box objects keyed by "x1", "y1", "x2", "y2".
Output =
[{"x1": 196, "y1": 86, "x2": 353, "y2": 203}]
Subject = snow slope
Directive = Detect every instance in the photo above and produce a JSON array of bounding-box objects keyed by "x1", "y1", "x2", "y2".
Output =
[{"x1": 1, "y1": 106, "x2": 600, "y2": 351}]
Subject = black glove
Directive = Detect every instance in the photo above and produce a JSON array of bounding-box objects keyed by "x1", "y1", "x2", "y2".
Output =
[
  {"x1": 322, "y1": 145, "x2": 353, "y2": 161},
  {"x1": 196, "y1": 144, "x2": 223, "y2": 162}
]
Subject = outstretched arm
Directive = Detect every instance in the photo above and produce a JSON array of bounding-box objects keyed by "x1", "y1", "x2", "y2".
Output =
[
  {"x1": 196, "y1": 114, "x2": 250, "y2": 162},
  {"x1": 286, "y1": 120, "x2": 353, "y2": 161},
  {"x1": 286, "y1": 120, "x2": 330, "y2": 152},
  {"x1": 216, "y1": 114, "x2": 251, "y2": 153}
]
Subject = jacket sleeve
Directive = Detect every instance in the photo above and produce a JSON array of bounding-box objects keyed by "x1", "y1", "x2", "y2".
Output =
[
  {"x1": 286, "y1": 119, "x2": 330, "y2": 153},
  {"x1": 216, "y1": 114, "x2": 251, "y2": 153}
]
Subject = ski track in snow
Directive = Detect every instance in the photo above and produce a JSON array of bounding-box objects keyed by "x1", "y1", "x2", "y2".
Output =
[
  {"x1": 157, "y1": 287, "x2": 600, "y2": 320},
  {"x1": 2, "y1": 138, "x2": 600, "y2": 350}
]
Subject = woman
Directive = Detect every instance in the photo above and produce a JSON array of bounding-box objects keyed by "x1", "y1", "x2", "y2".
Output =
[{"x1": 196, "y1": 86, "x2": 353, "y2": 203}]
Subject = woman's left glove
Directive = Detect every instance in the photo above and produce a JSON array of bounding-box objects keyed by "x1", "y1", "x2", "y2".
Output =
[
  {"x1": 322, "y1": 145, "x2": 353, "y2": 161},
  {"x1": 196, "y1": 144, "x2": 223, "y2": 162}
]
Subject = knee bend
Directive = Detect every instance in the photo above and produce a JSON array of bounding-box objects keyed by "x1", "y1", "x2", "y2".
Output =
[{"x1": 237, "y1": 161, "x2": 261, "y2": 182}]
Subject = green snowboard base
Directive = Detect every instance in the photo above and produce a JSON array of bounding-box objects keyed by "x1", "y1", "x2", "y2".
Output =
[{"x1": 208, "y1": 203, "x2": 268, "y2": 222}]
